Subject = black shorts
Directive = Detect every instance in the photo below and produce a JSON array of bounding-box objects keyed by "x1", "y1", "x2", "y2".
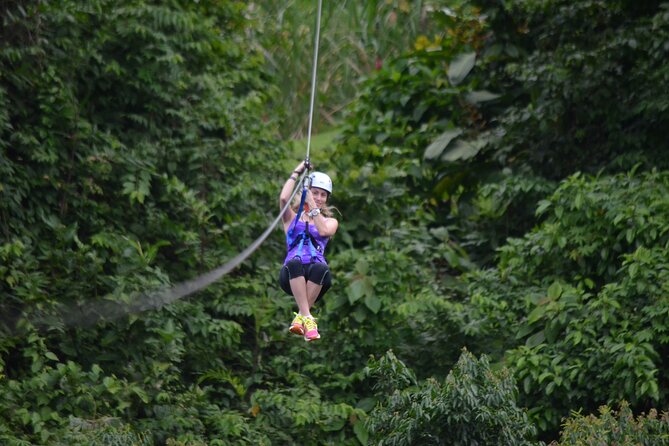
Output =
[{"x1": 279, "y1": 257, "x2": 332, "y2": 302}]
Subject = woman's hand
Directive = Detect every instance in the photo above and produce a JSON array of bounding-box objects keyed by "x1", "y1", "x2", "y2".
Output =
[
  {"x1": 293, "y1": 160, "x2": 314, "y2": 175},
  {"x1": 293, "y1": 161, "x2": 306, "y2": 175},
  {"x1": 305, "y1": 189, "x2": 317, "y2": 209}
]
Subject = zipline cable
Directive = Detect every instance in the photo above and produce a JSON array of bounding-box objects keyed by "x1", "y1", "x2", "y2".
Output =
[
  {"x1": 304, "y1": 0, "x2": 323, "y2": 163},
  {"x1": 23, "y1": 2, "x2": 327, "y2": 330}
]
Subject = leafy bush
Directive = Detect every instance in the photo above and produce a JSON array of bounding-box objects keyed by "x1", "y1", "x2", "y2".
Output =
[
  {"x1": 329, "y1": 2, "x2": 490, "y2": 250},
  {"x1": 320, "y1": 219, "x2": 475, "y2": 380},
  {"x1": 252, "y1": 0, "x2": 456, "y2": 138},
  {"x1": 58, "y1": 419, "x2": 153, "y2": 446},
  {"x1": 365, "y1": 349, "x2": 540, "y2": 445},
  {"x1": 473, "y1": 0, "x2": 669, "y2": 178},
  {"x1": 551, "y1": 401, "x2": 669, "y2": 446},
  {"x1": 0, "y1": 0, "x2": 290, "y2": 443},
  {"x1": 458, "y1": 170, "x2": 669, "y2": 434}
]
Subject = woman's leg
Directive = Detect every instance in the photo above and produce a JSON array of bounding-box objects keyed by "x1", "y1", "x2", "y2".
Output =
[
  {"x1": 305, "y1": 262, "x2": 331, "y2": 308},
  {"x1": 289, "y1": 277, "x2": 311, "y2": 316},
  {"x1": 298, "y1": 263, "x2": 329, "y2": 341},
  {"x1": 282, "y1": 258, "x2": 312, "y2": 316},
  {"x1": 306, "y1": 281, "x2": 323, "y2": 308}
]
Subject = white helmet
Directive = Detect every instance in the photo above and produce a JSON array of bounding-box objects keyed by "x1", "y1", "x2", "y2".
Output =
[{"x1": 309, "y1": 171, "x2": 333, "y2": 194}]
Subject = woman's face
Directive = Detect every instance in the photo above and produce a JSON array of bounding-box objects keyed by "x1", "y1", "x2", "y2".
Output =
[{"x1": 311, "y1": 187, "x2": 329, "y2": 208}]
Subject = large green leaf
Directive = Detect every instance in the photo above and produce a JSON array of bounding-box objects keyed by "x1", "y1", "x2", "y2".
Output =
[
  {"x1": 448, "y1": 51, "x2": 476, "y2": 86},
  {"x1": 424, "y1": 128, "x2": 463, "y2": 160},
  {"x1": 353, "y1": 419, "x2": 369, "y2": 445},
  {"x1": 347, "y1": 276, "x2": 374, "y2": 304},
  {"x1": 441, "y1": 138, "x2": 484, "y2": 162},
  {"x1": 364, "y1": 294, "x2": 381, "y2": 314}
]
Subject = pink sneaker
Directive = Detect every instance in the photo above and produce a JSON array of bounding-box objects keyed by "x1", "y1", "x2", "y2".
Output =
[
  {"x1": 288, "y1": 313, "x2": 304, "y2": 336},
  {"x1": 303, "y1": 316, "x2": 320, "y2": 342}
]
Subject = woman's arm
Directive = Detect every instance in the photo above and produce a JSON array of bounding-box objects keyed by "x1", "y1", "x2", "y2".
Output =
[
  {"x1": 280, "y1": 161, "x2": 306, "y2": 226},
  {"x1": 305, "y1": 189, "x2": 338, "y2": 237},
  {"x1": 309, "y1": 213, "x2": 338, "y2": 237}
]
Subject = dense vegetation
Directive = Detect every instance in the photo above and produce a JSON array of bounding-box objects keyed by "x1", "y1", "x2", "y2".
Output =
[
  {"x1": 2, "y1": 0, "x2": 669, "y2": 445},
  {"x1": 251, "y1": 0, "x2": 442, "y2": 138}
]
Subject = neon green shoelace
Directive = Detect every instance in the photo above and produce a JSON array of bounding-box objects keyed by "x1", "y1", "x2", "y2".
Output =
[{"x1": 303, "y1": 317, "x2": 318, "y2": 331}]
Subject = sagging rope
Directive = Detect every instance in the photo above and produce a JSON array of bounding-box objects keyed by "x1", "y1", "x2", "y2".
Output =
[{"x1": 18, "y1": 1, "x2": 326, "y2": 331}]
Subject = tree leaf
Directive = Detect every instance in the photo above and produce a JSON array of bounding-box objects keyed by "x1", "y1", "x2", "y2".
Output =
[
  {"x1": 528, "y1": 306, "x2": 546, "y2": 324},
  {"x1": 364, "y1": 295, "x2": 382, "y2": 313},
  {"x1": 354, "y1": 419, "x2": 369, "y2": 445},
  {"x1": 348, "y1": 277, "x2": 373, "y2": 304},
  {"x1": 441, "y1": 138, "x2": 483, "y2": 162},
  {"x1": 464, "y1": 90, "x2": 501, "y2": 103},
  {"x1": 547, "y1": 282, "x2": 563, "y2": 299},
  {"x1": 424, "y1": 128, "x2": 463, "y2": 159},
  {"x1": 448, "y1": 51, "x2": 476, "y2": 86}
]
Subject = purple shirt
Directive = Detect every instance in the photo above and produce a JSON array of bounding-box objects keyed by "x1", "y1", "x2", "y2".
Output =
[{"x1": 284, "y1": 220, "x2": 330, "y2": 265}]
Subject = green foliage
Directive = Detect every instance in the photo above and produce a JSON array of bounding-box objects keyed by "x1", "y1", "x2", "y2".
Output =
[
  {"x1": 249, "y1": 382, "x2": 366, "y2": 446},
  {"x1": 252, "y1": 0, "x2": 461, "y2": 138},
  {"x1": 379, "y1": 0, "x2": 669, "y2": 263},
  {"x1": 0, "y1": 355, "x2": 155, "y2": 444},
  {"x1": 4, "y1": 0, "x2": 669, "y2": 444},
  {"x1": 320, "y1": 219, "x2": 475, "y2": 379},
  {"x1": 0, "y1": 0, "x2": 294, "y2": 443},
  {"x1": 454, "y1": 170, "x2": 556, "y2": 263},
  {"x1": 471, "y1": 0, "x2": 669, "y2": 178},
  {"x1": 329, "y1": 2, "x2": 490, "y2": 250},
  {"x1": 365, "y1": 349, "x2": 540, "y2": 445},
  {"x1": 323, "y1": 2, "x2": 554, "y2": 264},
  {"x1": 552, "y1": 402, "x2": 669, "y2": 446},
  {"x1": 59, "y1": 419, "x2": 153, "y2": 446},
  {"x1": 459, "y1": 170, "x2": 669, "y2": 434}
]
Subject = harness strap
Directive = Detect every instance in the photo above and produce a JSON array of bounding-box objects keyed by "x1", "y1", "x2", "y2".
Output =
[
  {"x1": 289, "y1": 185, "x2": 308, "y2": 237},
  {"x1": 288, "y1": 225, "x2": 322, "y2": 253},
  {"x1": 288, "y1": 177, "x2": 323, "y2": 261}
]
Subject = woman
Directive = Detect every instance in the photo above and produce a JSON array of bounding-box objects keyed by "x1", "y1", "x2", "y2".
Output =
[{"x1": 279, "y1": 161, "x2": 338, "y2": 342}]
